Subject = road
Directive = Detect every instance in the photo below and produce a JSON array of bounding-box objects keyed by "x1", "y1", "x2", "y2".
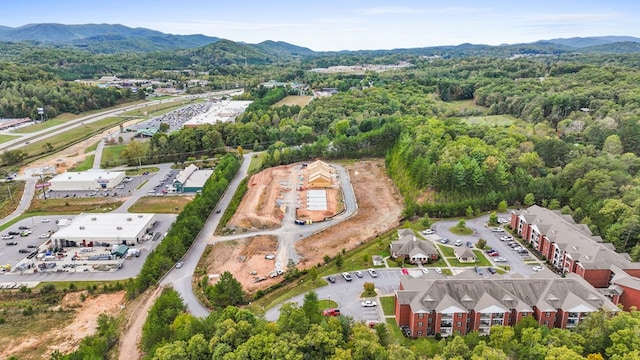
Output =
[{"x1": 160, "y1": 153, "x2": 253, "y2": 317}]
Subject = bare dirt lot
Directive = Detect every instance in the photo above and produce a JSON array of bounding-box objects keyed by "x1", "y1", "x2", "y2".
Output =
[
  {"x1": 273, "y1": 96, "x2": 314, "y2": 108},
  {"x1": 203, "y1": 235, "x2": 280, "y2": 292},
  {"x1": 206, "y1": 160, "x2": 403, "y2": 291},
  {"x1": 295, "y1": 160, "x2": 404, "y2": 266},
  {"x1": 0, "y1": 291, "x2": 125, "y2": 360}
]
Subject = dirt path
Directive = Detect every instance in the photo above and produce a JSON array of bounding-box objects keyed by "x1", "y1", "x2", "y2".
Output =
[{"x1": 117, "y1": 286, "x2": 164, "y2": 360}]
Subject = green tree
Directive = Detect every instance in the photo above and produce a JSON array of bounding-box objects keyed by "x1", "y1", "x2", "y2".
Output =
[
  {"x1": 489, "y1": 211, "x2": 498, "y2": 226},
  {"x1": 477, "y1": 238, "x2": 487, "y2": 249},
  {"x1": 466, "y1": 206, "x2": 474, "y2": 218},
  {"x1": 524, "y1": 193, "x2": 536, "y2": 206},
  {"x1": 602, "y1": 134, "x2": 623, "y2": 155},
  {"x1": 206, "y1": 271, "x2": 245, "y2": 308},
  {"x1": 302, "y1": 291, "x2": 323, "y2": 324},
  {"x1": 309, "y1": 266, "x2": 318, "y2": 283},
  {"x1": 335, "y1": 253, "x2": 344, "y2": 270},
  {"x1": 421, "y1": 215, "x2": 432, "y2": 228},
  {"x1": 498, "y1": 200, "x2": 508, "y2": 212},
  {"x1": 277, "y1": 302, "x2": 310, "y2": 335}
]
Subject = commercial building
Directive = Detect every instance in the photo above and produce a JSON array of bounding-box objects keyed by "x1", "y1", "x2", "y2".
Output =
[
  {"x1": 510, "y1": 205, "x2": 640, "y2": 310},
  {"x1": 182, "y1": 100, "x2": 252, "y2": 127},
  {"x1": 50, "y1": 213, "x2": 156, "y2": 247},
  {"x1": 390, "y1": 229, "x2": 439, "y2": 264},
  {"x1": 49, "y1": 170, "x2": 125, "y2": 190},
  {"x1": 395, "y1": 272, "x2": 619, "y2": 337},
  {"x1": 172, "y1": 164, "x2": 214, "y2": 193}
]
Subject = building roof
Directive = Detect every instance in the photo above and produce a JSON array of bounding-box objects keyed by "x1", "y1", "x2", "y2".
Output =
[
  {"x1": 50, "y1": 170, "x2": 124, "y2": 183},
  {"x1": 398, "y1": 273, "x2": 619, "y2": 315},
  {"x1": 390, "y1": 229, "x2": 438, "y2": 258},
  {"x1": 183, "y1": 100, "x2": 252, "y2": 127},
  {"x1": 51, "y1": 213, "x2": 155, "y2": 241},
  {"x1": 454, "y1": 247, "x2": 476, "y2": 260},
  {"x1": 517, "y1": 205, "x2": 639, "y2": 270},
  {"x1": 175, "y1": 164, "x2": 199, "y2": 185},
  {"x1": 610, "y1": 265, "x2": 640, "y2": 291},
  {"x1": 183, "y1": 169, "x2": 214, "y2": 189}
]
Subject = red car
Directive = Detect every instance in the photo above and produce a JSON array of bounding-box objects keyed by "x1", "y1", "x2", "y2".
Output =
[
  {"x1": 323, "y1": 308, "x2": 341, "y2": 316},
  {"x1": 401, "y1": 268, "x2": 409, "y2": 275},
  {"x1": 489, "y1": 252, "x2": 500, "y2": 257}
]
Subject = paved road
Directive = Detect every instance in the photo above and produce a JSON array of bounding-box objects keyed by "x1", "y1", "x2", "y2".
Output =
[
  {"x1": 92, "y1": 139, "x2": 105, "y2": 169},
  {"x1": 0, "y1": 177, "x2": 36, "y2": 226},
  {"x1": 160, "y1": 153, "x2": 253, "y2": 317}
]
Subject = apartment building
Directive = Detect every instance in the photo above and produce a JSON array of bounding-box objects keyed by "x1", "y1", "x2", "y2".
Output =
[
  {"x1": 511, "y1": 205, "x2": 640, "y2": 310},
  {"x1": 395, "y1": 272, "x2": 619, "y2": 337}
]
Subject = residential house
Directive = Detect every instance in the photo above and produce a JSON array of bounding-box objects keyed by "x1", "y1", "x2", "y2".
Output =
[{"x1": 390, "y1": 229, "x2": 439, "y2": 264}]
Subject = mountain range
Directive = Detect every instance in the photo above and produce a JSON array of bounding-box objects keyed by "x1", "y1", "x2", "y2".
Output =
[{"x1": 0, "y1": 23, "x2": 639, "y2": 57}]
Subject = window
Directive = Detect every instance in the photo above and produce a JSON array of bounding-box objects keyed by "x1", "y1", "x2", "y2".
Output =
[
  {"x1": 417, "y1": 331, "x2": 422, "y2": 336},
  {"x1": 418, "y1": 322, "x2": 423, "y2": 327},
  {"x1": 544, "y1": 321, "x2": 549, "y2": 325},
  {"x1": 545, "y1": 312, "x2": 550, "y2": 317},
  {"x1": 457, "y1": 322, "x2": 462, "y2": 327},
  {"x1": 457, "y1": 313, "x2": 463, "y2": 318},
  {"x1": 428, "y1": 318, "x2": 432, "y2": 323},
  {"x1": 418, "y1": 313, "x2": 424, "y2": 319}
]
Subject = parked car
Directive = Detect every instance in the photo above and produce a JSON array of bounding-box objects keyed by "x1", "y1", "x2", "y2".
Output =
[
  {"x1": 18, "y1": 249, "x2": 30, "y2": 253},
  {"x1": 487, "y1": 267, "x2": 497, "y2": 274},
  {"x1": 494, "y1": 257, "x2": 507, "y2": 262},
  {"x1": 1, "y1": 234, "x2": 14, "y2": 240},
  {"x1": 500, "y1": 236, "x2": 513, "y2": 241},
  {"x1": 323, "y1": 308, "x2": 341, "y2": 316},
  {"x1": 401, "y1": 268, "x2": 409, "y2": 275},
  {"x1": 18, "y1": 226, "x2": 30, "y2": 230},
  {"x1": 454, "y1": 239, "x2": 463, "y2": 246},
  {"x1": 41, "y1": 218, "x2": 50, "y2": 223},
  {"x1": 532, "y1": 266, "x2": 544, "y2": 272},
  {"x1": 6, "y1": 241, "x2": 17, "y2": 246},
  {"x1": 342, "y1": 272, "x2": 353, "y2": 281},
  {"x1": 38, "y1": 233, "x2": 49, "y2": 239},
  {"x1": 421, "y1": 267, "x2": 429, "y2": 274},
  {"x1": 421, "y1": 229, "x2": 435, "y2": 235},
  {"x1": 20, "y1": 230, "x2": 32, "y2": 237},
  {"x1": 264, "y1": 254, "x2": 275, "y2": 260},
  {"x1": 475, "y1": 267, "x2": 483, "y2": 275},
  {"x1": 368, "y1": 268, "x2": 378, "y2": 278},
  {"x1": 489, "y1": 252, "x2": 500, "y2": 257},
  {"x1": 8, "y1": 231, "x2": 20, "y2": 236},
  {"x1": 361, "y1": 300, "x2": 377, "y2": 307},
  {"x1": 27, "y1": 245, "x2": 37, "y2": 248},
  {"x1": 175, "y1": 262, "x2": 184, "y2": 269},
  {"x1": 327, "y1": 276, "x2": 336, "y2": 283},
  {"x1": 492, "y1": 227, "x2": 504, "y2": 232},
  {"x1": 434, "y1": 267, "x2": 442, "y2": 274},
  {"x1": 440, "y1": 238, "x2": 450, "y2": 244},
  {"x1": 355, "y1": 271, "x2": 363, "y2": 278},
  {"x1": 466, "y1": 241, "x2": 473, "y2": 247}
]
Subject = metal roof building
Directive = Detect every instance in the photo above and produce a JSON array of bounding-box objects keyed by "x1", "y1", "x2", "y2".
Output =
[
  {"x1": 50, "y1": 213, "x2": 155, "y2": 247},
  {"x1": 49, "y1": 170, "x2": 125, "y2": 191}
]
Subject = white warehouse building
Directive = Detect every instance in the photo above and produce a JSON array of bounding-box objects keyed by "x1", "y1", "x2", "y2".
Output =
[
  {"x1": 49, "y1": 170, "x2": 126, "y2": 191},
  {"x1": 50, "y1": 213, "x2": 156, "y2": 247}
]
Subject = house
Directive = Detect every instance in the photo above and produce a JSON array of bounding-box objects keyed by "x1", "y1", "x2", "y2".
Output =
[
  {"x1": 307, "y1": 160, "x2": 333, "y2": 188},
  {"x1": 390, "y1": 229, "x2": 439, "y2": 264},
  {"x1": 454, "y1": 247, "x2": 477, "y2": 263},
  {"x1": 395, "y1": 272, "x2": 619, "y2": 337},
  {"x1": 510, "y1": 205, "x2": 640, "y2": 310}
]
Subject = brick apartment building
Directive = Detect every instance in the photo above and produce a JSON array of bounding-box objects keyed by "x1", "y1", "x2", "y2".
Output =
[
  {"x1": 511, "y1": 205, "x2": 640, "y2": 310},
  {"x1": 395, "y1": 272, "x2": 619, "y2": 337}
]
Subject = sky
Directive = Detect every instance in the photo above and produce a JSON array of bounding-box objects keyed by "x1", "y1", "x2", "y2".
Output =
[{"x1": 1, "y1": 0, "x2": 639, "y2": 51}]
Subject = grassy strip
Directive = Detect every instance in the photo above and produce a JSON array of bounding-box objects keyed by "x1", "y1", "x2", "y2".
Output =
[
  {"x1": 27, "y1": 198, "x2": 123, "y2": 214},
  {"x1": 318, "y1": 299, "x2": 338, "y2": 309},
  {"x1": 126, "y1": 167, "x2": 159, "y2": 176},
  {"x1": 84, "y1": 141, "x2": 100, "y2": 154},
  {"x1": 0, "y1": 134, "x2": 19, "y2": 144},
  {"x1": 0, "y1": 180, "x2": 25, "y2": 221},
  {"x1": 216, "y1": 177, "x2": 248, "y2": 234},
  {"x1": 70, "y1": 155, "x2": 95, "y2": 171},
  {"x1": 380, "y1": 296, "x2": 395, "y2": 316},
  {"x1": 248, "y1": 152, "x2": 267, "y2": 175},
  {"x1": 128, "y1": 195, "x2": 194, "y2": 214},
  {"x1": 248, "y1": 278, "x2": 328, "y2": 313}
]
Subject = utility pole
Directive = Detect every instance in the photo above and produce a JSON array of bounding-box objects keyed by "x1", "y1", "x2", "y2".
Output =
[{"x1": 39, "y1": 173, "x2": 47, "y2": 200}]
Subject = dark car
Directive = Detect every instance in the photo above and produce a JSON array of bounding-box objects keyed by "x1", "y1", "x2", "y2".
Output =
[
  {"x1": 327, "y1": 276, "x2": 336, "y2": 283},
  {"x1": 6, "y1": 241, "x2": 18, "y2": 246},
  {"x1": 8, "y1": 231, "x2": 20, "y2": 236},
  {"x1": 18, "y1": 226, "x2": 30, "y2": 230},
  {"x1": 18, "y1": 249, "x2": 30, "y2": 253},
  {"x1": 487, "y1": 267, "x2": 497, "y2": 274},
  {"x1": 466, "y1": 241, "x2": 473, "y2": 247}
]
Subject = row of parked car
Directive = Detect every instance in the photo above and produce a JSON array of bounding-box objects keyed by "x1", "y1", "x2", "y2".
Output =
[{"x1": 326, "y1": 268, "x2": 378, "y2": 283}]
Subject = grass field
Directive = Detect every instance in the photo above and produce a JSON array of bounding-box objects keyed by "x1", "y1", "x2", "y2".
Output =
[
  {"x1": 0, "y1": 134, "x2": 20, "y2": 144},
  {"x1": 84, "y1": 141, "x2": 100, "y2": 154},
  {"x1": 461, "y1": 114, "x2": 516, "y2": 126},
  {"x1": 69, "y1": 155, "x2": 95, "y2": 171},
  {"x1": 273, "y1": 95, "x2": 313, "y2": 107},
  {"x1": 380, "y1": 296, "x2": 395, "y2": 315},
  {"x1": 20, "y1": 117, "x2": 130, "y2": 159},
  {"x1": 0, "y1": 181, "x2": 25, "y2": 221},
  {"x1": 128, "y1": 195, "x2": 194, "y2": 213},
  {"x1": 248, "y1": 152, "x2": 267, "y2": 175},
  {"x1": 100, "y1": 144, "x2": 127, "y2": 167},
  {"x1": 27, "y1": 197, "x2": 123, "y2": 214}
]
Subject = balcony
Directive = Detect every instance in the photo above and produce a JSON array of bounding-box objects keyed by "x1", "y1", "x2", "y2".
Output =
[
  {"x1": 480, "y1": 320, "x2": 491, "y2": 327},
  {"x1": 440, "y1": 314, "x2": 453, "y2": 320},
  {"x1": 492, "y1": 319, "x2": 504, "y2": 326},
  {"x1": 440, "y1": 321, "x2": 453, "y2": 328}
]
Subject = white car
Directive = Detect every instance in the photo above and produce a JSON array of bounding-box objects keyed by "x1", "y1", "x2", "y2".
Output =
[
  {"x1": 355, "y1": 271, "x2": 363, "y2": 278},
  {"x1": 1, "y1": 234, "x2": 13, "y2": 240},
  {"x1": 500, "y1": 236, "x2": 513, "y2": 241},
  {"x1": 361, "y1": 300, "x2": 377, "y2": 307},
  {"x1": 38, "y1": 233, "x2": 49, "y2": 239},
  {"x1": 368, "y1": 268, "x2": 378, "y2": 278},
  {"x1": 492, "y1": 227, "x2": 504, "y2": 232},
  {"x1": 454, "y1": 239, "x2": 463, "y2": 246},
  {"x1": 175, "y1": 262, "x2": 184, "y2": 269},
  {"x1": 422, "y1": 229, "x2": 435, "y2": 235},
  {"x1": 421, "y1": 267, "x2": 429, "y2": 274},
  {"x1": 342, "y1": 272, "x2": 353, "y2": 281},
  {"x1": 494, "y1": 257, "x2": 507, "y2": 262},
  {"x1": 41, "y1": 218, "x2": 50, "y2": 223},
  {"x1": 434, "y1": 267, "x2": 442, "y2": 273},
  {"x1": 532, "y1": 266, "x2": 544, "y2": 272}
]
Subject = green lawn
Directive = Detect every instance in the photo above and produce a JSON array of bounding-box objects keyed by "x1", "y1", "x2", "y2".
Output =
[
  {"x1": 438, "y1": 245, "x2": 455, "y2": 257},
  {"x1": 100, "y1": 144, "x2": 127, "y2": 167},
  {"x1": 380, "y1": 296, "x2": 395, "y2": 315},
  {"x1": 69, "y1": 155, "x2": 95, "y2": 171},
  {"x1": 85, "y1": 141, "x2": 100, "y2": 154},
  {"x1": 318, "y1": 299, "x2": 338, "y2": 309},
  {"x1": 461, "y1": 114, "x2": 516, "y2": 126},
  {"x1": 248, "y1": 152, "x2": 267, "y2": 175},
  {"x1": 449, "y1": 225, "x2": 474, "y2": 235},
  {"x1": 0, "y1": 134, "x2": 20, "y2": 144}
]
